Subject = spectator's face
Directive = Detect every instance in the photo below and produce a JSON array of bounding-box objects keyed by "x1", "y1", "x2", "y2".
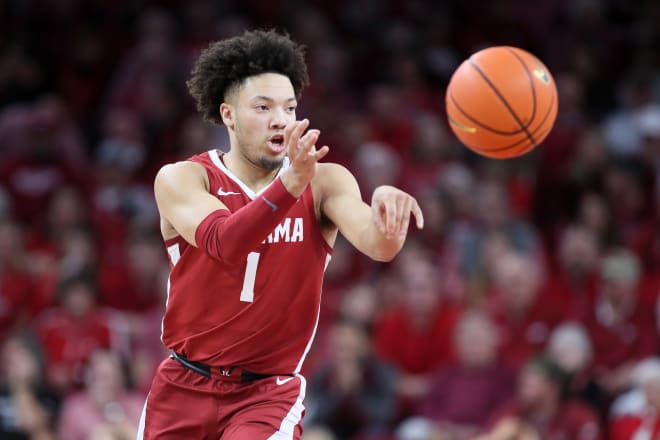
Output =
[
  {"x1": 494, "y1": 255, "x2": 539, "y2": 312},
  {"x1": 558, "y1": 226, "x2": 599, "y2": 273},
  {"x1": 454, "y1": 316, "x2": 498, "y2": 368},
  {"x1": 62, "y1": 282, "x2": 95, "y2": 318},
  {"x1": 0, "y1": 222, "x2": 21, "y2": 265},
  {"x1": 329, "y1": 323, "x2": 369, "y2": 364},
  {"x1": 579, "y1": 194, "x2": 609, "y2": 235},
  {"x1": 225, "y1": 73, "x2": 296, "y2": 171},
  {"x1": 476, "y1": 182, "x2": 510, "y2": 228},
  {"x1": 600, "y1": 278, "x2": 636, "y2": 306},
  {"x1": 518, "y1": 366, "x2": 555, "y2": 408},
  {"x1": 548, "y1": 339, "x2": 590, "y2": 373},
  {"x1": 85, "y1": 351, "x2": 125, "y2": 404},
  {"x1": 402, "y1": 263, "x2": 440, "y2": 317},
  {"x1": 643, "y1": 379, "x2": 660, "y2": 410},
  {"x1": 1, "y1": 337, "x2": 40, "y2": 383}
]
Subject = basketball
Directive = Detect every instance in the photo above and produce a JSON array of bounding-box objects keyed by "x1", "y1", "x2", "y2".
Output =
[{"x1": 445, "y1": 46, "x2": 558, "y2": 159}]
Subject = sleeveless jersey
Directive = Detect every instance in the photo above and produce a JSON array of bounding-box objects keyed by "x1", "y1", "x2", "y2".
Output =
[{"x1": 161, "y1": 150, "x2": 332, "y2": 374}]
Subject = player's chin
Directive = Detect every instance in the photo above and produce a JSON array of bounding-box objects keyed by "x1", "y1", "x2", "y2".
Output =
[{"x1": 258, "y1": 155, "x2": 285, "y2": 171}]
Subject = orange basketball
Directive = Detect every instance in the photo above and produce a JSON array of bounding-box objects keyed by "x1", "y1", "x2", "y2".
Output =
[{"x1": 445, "y1": 46, "x2": 558, "y2": 159}]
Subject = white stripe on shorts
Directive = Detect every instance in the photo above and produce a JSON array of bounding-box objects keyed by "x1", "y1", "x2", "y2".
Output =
[
  {"x1": 136, "y1": 393, "x2": 149, "y2": 440},
  {"x1": 267, "y1": 375, "x2": 307, "y2": 440}
]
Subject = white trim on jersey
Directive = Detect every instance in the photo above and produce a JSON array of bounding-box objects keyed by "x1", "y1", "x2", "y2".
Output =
[
  {"x1": 294, "y1": 253, "x2": 332, "y2": 374},
  {"x1": 267, "y1": 375, "x2": 307, "y2": 440},
  {"x1": 208, "y1": 149, "x2": 290, "y2": 200},
  {"x1": 136, "y1": 393, "x2": 149, "y2": 440}
]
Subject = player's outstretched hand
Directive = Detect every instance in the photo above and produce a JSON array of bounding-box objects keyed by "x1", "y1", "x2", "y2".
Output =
[
  {"x1": 280, "y1": 119, "x2": 330, "y2": 197},
  {"x1": 372, "y1": 185, "x2": 424, "y2": 240}
]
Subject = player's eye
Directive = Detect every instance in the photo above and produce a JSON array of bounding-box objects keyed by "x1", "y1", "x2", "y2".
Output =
[
  {"x1": 256, "y1": 105, "x2": 268, "y2": 111},
  {"x1": 287, "y1": 106, "x2": 297, "y2": 112}
]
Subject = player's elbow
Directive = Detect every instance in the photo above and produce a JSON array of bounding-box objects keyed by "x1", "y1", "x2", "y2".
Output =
[{"x1": 368, "y1": 246, "x2": 400, "y2": 263}]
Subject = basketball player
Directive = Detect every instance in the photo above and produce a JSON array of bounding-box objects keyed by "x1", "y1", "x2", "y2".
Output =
[{"x1": 138, "y1": 29, "x2": 424, "y2": 439}]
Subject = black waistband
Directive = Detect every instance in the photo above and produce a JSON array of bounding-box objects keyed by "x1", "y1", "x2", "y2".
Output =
[{"x1": 171, "y1": 352, "x2": 283, "y2": 383}]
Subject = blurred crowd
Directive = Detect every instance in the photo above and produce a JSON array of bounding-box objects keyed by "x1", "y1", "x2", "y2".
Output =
[{"x1": 1, "y1": 0, "x2": 659, "y2": 439}]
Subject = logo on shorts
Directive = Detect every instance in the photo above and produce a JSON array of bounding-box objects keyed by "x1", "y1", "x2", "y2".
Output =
[
  {"x1": 219, "y1": 367, "x2": 235, "y2": 377},
  {"x1": 276, "y1": 376, "x2": 295, "y2": 386}
]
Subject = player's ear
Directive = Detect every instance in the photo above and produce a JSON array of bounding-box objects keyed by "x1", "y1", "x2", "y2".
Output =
[{"x1": 220, "y1": 103, "x2": 234, "y2": 128}]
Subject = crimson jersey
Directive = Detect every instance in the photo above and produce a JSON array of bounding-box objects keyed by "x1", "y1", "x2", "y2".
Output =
[{"x1": 161, "y1": 150, "x2": 332, "y2": 374}]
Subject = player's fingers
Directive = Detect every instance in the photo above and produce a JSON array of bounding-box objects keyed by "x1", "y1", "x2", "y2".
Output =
[
  {"x1": 384, "y1": 197, "x2": 397, "y2": 238},
  {"x1": 397, "y1": 196, "x2": 413, "y2": 238},
  {"x1": 287, "y1": 119, "x2": 309, "y2": 155},
  {"x1": 411, "y1": 198, "x2": 424, "y2": 229},
  {"x1": 284, "y1": 121, "x2": 300, "y2": 157},
  {"x1": 313, "y1": 145, "x2": 330, "y2": 161},
  {"x1": 300, "y1": 129, "x2": 320, "y2": 152},
  {"x1": 372, "y1": 200, "x2": 387, "y2": 234}
]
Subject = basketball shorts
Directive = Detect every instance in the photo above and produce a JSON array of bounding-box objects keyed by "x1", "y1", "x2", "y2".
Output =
[{"x1": 137, "y1": 357, "x2": 306, "y2": 439}]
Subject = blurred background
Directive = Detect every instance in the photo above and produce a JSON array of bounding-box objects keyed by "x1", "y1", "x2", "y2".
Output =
[{"x1": 0, "y1": 0, "x2": 659, "y2": 439}]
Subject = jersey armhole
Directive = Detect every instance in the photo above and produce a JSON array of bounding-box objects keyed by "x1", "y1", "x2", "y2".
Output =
[{"x1": 303, "y1": 186, "x2": 334, "y2": 255}]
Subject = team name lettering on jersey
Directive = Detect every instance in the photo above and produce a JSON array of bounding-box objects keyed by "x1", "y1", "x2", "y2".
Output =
[{"x1": 262, "y1": 217, "x2": 304, "y2": 244}]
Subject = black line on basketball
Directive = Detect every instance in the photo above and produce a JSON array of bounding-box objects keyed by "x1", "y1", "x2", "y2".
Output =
[
  {"x1": 468, "y1": 59, "x2": 537, "y2": 149},
  {"x1": 505, "y1": 48, "x2": 537, "y2": 130},
  {"x1": 479, "y1": 84, "x2": 556, "y2": 152},
  {"x1": 449, "y1": 92, "x2": 526, "y2": 135}
]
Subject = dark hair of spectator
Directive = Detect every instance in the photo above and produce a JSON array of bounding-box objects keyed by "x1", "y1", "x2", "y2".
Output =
[
  {"x1": 55, "y1": 270, "x2": 98, "y2": 303},
  {"x1": 187, "y1": 29, "x2": 309, "y2": 125}
]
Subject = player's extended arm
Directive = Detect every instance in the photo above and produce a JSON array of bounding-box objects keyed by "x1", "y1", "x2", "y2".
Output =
[
  {"x1": 319, "y1": 163, "x2": 423, "y2": 262},
  {"x1": 154, "y1": 119, "x2": 328, "y2": 265}
]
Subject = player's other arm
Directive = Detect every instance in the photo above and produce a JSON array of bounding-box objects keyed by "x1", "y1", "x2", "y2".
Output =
[
  {"x1": 318, "y1": 163, "x2": 423, "y2": 262},
  {"x1": 154, "y1": 161, "x2": 298, "y2": 265}
]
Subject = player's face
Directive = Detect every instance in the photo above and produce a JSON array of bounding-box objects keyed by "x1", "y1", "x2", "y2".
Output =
[{"x1": 231, "y1": 73, "x2": 297, "y2": 171}]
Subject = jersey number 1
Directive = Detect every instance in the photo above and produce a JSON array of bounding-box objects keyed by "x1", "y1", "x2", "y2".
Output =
[
  {"x1": 240, "y1": 252, "x2": 260, "y2": 302},
  {"x1": 168, "y1": 244, "x2": 260, "y2": 303}
]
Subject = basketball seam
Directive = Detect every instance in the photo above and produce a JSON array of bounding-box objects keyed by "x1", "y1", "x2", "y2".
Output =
[
  {"x1": 476, "y1": 85, "x2": 556, "y2": 152},
  {"x1": 467, "y1": 59, "x2": 538, "y2": 149},
  {"x1": 449, "y1": 92, "x2": 527, "y2": 135},
  {"x1": 505, "y1": 47, "x2": 538, "y2": 131}
]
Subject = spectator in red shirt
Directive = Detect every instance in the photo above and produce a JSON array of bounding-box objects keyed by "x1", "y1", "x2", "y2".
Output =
[
  {"x1": 586, "y1": 249, "x2": 658, "y2": 404},
  {"x1": 33, "y1": 272, "x2": 116, "y2": 394},
  {"x1": 0, "y1": 219, "x2": 34, "y2": 341},
  {"x1": 403, "y1": 310, "x2": 515, "y2": 440},
  {"x1": 477, "y1": 356, "x2": 601, "y2": 440},
  {"x1": 610, "y1": 357, "x2": 660, "y2": 440},
  {"x1": 97, "y1": 226, "x2": 168, "y2": 313},
  {"x1": 374, "y1": 255, "x2": 461, "y2": 417},
  {"x1": 487, "y1": 251, "x2": 563, "y2": 372},
  {"x1": 547, "y1": 224, "x2": 601, "y2": 321}
]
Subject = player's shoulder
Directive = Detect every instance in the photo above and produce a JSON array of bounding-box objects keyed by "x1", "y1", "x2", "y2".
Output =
[
  {"x1": 154, "y1": 160, "x2": 208, "y2": 192},
  {"x1": 316, "y1": 162, "x2": 357, "y2": 183}
]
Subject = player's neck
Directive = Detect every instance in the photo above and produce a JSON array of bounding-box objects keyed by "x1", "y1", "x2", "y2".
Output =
[{"x1": 223, "y1": 149, "x2": 282, "y2": 193}]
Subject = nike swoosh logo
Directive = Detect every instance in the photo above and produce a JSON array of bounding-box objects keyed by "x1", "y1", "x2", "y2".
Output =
[
  {"x1": 276, "y1": 376, "x2": 295, "y2": 386},
  {"x1": 217, "y1": 187, "x2": 241, "y2": 196}
]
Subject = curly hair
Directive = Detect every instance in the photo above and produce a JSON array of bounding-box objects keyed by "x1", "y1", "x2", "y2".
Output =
[{"x1": 187, "y1": 29, "x2": 309, "y2": 125}]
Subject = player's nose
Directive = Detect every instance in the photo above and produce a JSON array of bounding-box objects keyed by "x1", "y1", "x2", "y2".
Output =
[{"x1": 269, "y1": 107, "x2": 290, "y2": 129}]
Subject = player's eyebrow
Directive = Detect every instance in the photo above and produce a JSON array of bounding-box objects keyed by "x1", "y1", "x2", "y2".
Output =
[{"x1": 250, "y1": 96, "x2": 297, "y2": 103}]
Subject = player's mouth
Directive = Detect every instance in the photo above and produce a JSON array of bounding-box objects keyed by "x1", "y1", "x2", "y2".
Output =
[{"x1": 267, "y1": 134, "x2": 286, "y2": 154}]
